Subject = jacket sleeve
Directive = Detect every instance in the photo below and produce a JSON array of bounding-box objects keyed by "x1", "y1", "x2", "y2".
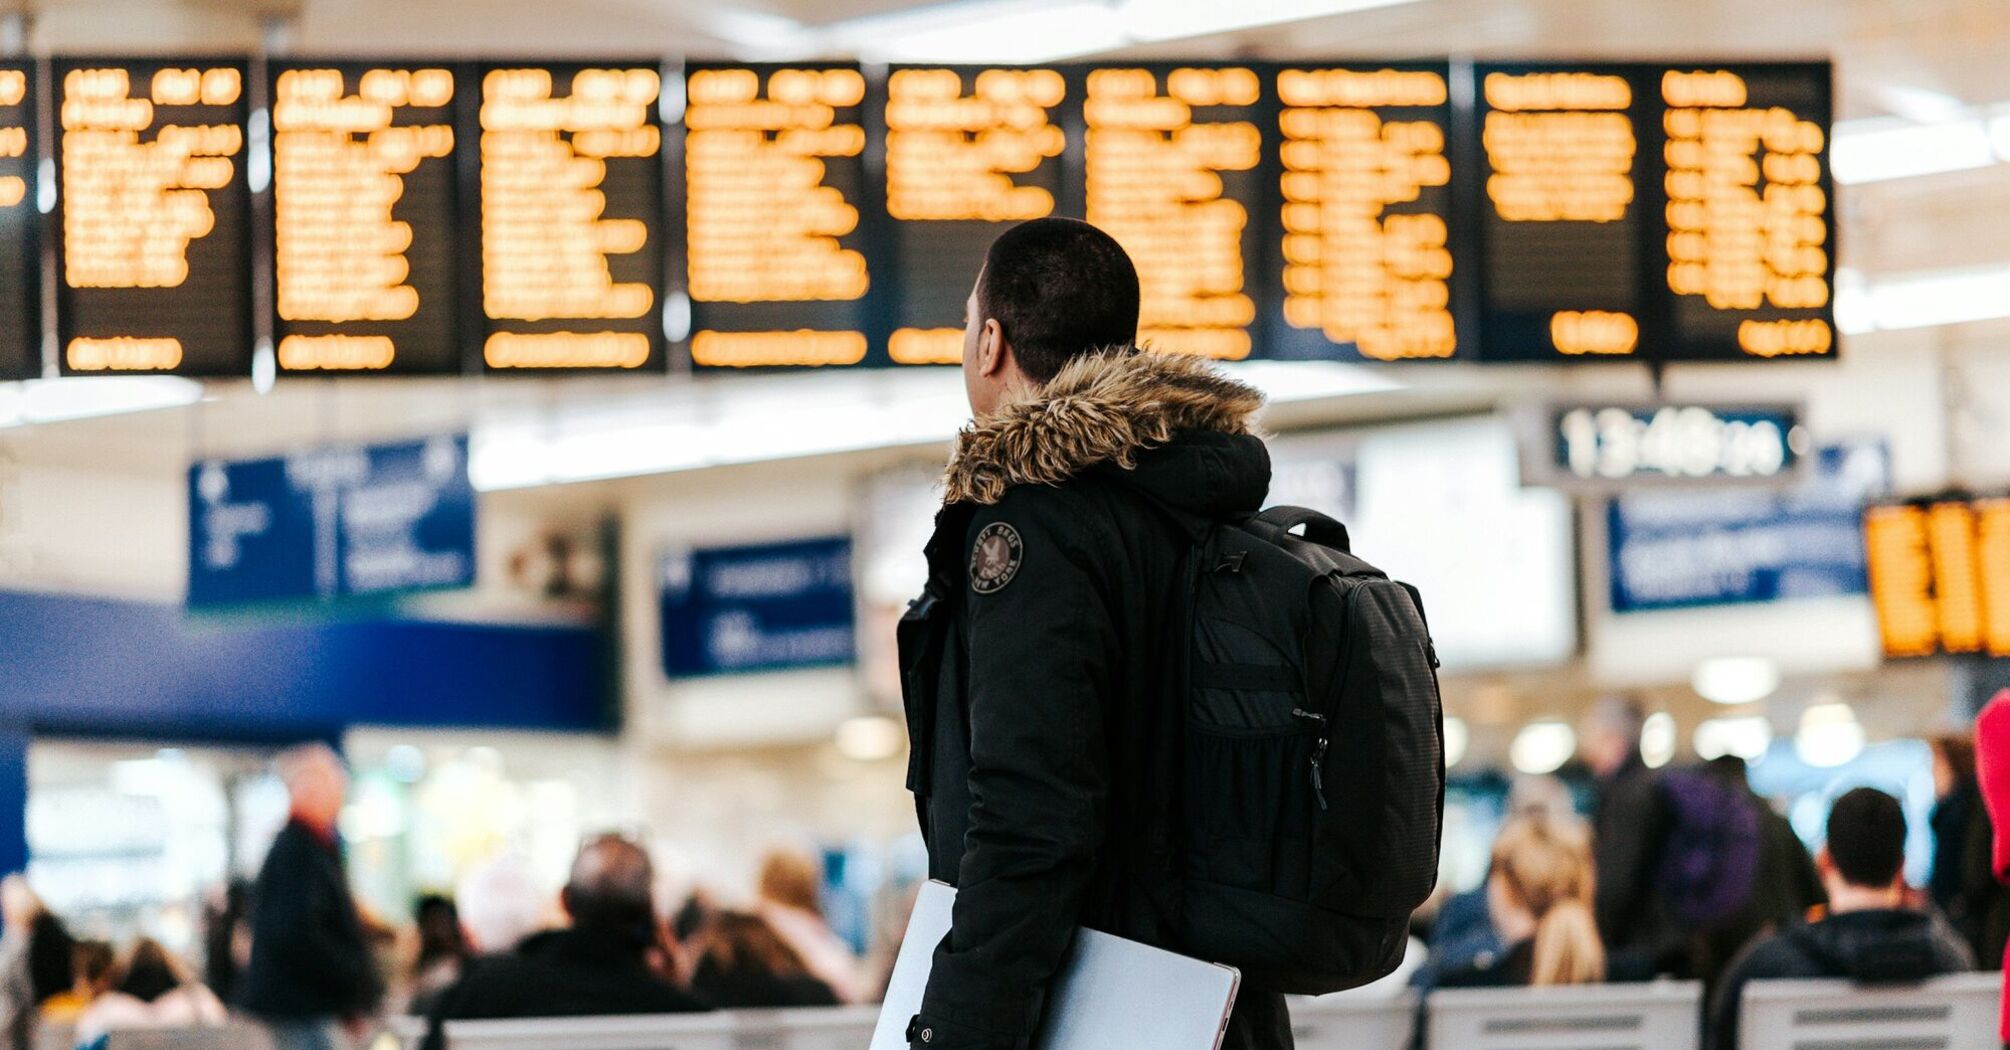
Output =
[
  {"x1": 912, "y1": 494, "x2": 1116, "y2": 1050},
  {"x1": 1977, "y1": 690, "x2": 2010, "y2": 882}
]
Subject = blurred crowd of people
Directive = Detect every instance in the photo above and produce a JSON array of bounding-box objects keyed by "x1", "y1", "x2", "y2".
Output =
[
  {"x1": 0, "y1": 744, "x2": 886, "y2": 1050},
  {"x1": 0, "y1": 707, "x2": 2004, "y2": 1050},
  {"x1": 1405, "y1": 698, "x2": 2003, "y2": 1050}
]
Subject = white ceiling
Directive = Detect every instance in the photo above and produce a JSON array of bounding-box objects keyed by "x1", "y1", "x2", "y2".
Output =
[{"x1": 3, "y1": 0, "x2": 2007, "y2": 120}]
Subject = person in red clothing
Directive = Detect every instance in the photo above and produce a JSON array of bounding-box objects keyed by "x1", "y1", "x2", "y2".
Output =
[{"x1": 1974, "y1": 689, "x2": 2010, "y2": 1044}]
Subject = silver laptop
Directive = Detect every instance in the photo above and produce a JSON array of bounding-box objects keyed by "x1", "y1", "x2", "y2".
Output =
[{"x1": 871, "y1": 881, "x2": 1240, "y2": 1050}]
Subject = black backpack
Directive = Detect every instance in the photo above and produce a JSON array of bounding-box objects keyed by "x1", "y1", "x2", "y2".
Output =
[{"x1": 1172, "y1": 506, "x2": 1445, "y2": 994}]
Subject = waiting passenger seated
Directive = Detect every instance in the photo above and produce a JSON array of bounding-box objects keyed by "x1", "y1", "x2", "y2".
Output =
[
  {"x1": 1417, "y1": 775, "x2": 1581, "y2": 989},
  {"x1": 1707, "y1": 787, "x2": 1974, "y2": 1050},
  {"x1": 421, "y1": 834, "x2": 707, "y2": 1047},
  {"x1": 690, "y1": 911, "x2": 840, "y2": 1009},
  {"x1": 73, "y1": 939, "x2": 227, "y2": 1048},
  {"x1": 1436, "y1": 816, "x2": 1605, "y2": 988}
]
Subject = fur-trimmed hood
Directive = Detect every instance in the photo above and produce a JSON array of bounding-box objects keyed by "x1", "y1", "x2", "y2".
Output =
[{"x1": 943, "y1": 348, "x2": 1268, "y2": 508}]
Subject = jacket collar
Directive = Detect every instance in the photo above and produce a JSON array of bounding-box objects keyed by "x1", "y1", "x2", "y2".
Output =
[{"x1": 942, "y1": 348, "x2": 1264, "y2": 506}]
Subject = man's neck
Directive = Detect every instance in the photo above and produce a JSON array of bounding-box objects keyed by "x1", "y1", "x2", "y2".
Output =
[{"x1": 1825, "y1": 881, "x2": 1905, "y2": 914}]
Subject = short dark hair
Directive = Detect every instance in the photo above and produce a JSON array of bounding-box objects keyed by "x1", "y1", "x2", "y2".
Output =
[
  {"x1": 1826, "y1": 787, "x2": 1907, "y2": 888},
  {"x1": 976, "y1": 217, "x2": 1140, "y2": 383}
]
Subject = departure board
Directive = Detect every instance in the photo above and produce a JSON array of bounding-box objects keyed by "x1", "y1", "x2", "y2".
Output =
[
  {"x1": 271, "y1": 63, "x2": 463, "y2": 375},
  {"x1": 1657, "y1": 65, "x2": 1835, "y2": 361},
  {"x1": 1866, "y1": 498, "x2": 2010, "y2": 658},
  {"x1": 1269, "y1": 63, "x2": 1464, "y2": 362},
  {"x1": 55, "y1": 59, "x2": 252, "y2": 376},
  {"x1": 1078, "y1": 66, "x2": 1263, "y2": 361},
  {"x1": 882, "y1": 66, "x2": 1066, "y2": 366},
  {"x1": 1468, "y1": 63, "x2": 1650, "y2": 362},
  {"x1": 684, "y1": 63, "x2": 872, "y2": 369},
  {"x1": 15, "y1": 54, "x2": 1833, "y2": 379},
  {"x1": 477, "y1": 62, "x2": 664, "y2": 372},
  {"x1": 0, "y1": 62, "x2": 36, "y2": 380}
]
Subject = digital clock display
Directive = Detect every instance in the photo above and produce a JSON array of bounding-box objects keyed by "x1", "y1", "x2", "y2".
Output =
[{"x1": 1549, "y1": 403, "x2": 1805, "y2": 485}]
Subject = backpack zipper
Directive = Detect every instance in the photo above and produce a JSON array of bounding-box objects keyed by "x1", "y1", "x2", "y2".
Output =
[{"x1": 1291, "y1": 707, "x2": 1330, "y2": 810}]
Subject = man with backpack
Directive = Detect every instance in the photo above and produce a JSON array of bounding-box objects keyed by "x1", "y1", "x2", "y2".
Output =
[{"x1": 898, "y1": 217, "x2": 1444, "y2": 1050}]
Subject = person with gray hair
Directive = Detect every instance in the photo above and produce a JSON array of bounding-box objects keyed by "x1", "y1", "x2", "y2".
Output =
[
  {"x1": 239, "y1": 743, "x2": 382, "y2": 1050},
  {"x1": 420, "y1": 834, "x2": 708, "y2": 1048},
  {"x1": 454, "y1": 852, "x2": 547, "y2": 956}
]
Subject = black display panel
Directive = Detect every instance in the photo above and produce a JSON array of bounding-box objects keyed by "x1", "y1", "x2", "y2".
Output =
[
  {"x1": 1066, "y1": 64, "x2": 1265, "y2": 362},
  {"x1": 1264, "y1": 62, "x2": 1469, "y2": 362},
  {"x1": 270, "y1": 62, "x2": 465, "y2": 375},
  {"x1": 1654, "y1": 64, "x2": 1835, "y2": 361},
  {"x1": 683, "y1": 63, "x2": 873, "y2": 369},
  {"x1": 1465, "y1": 62, "x2": 1654, "y2": 363},
  {"x1": 476, "y1": 62, "x2": 665, "y2": 373},
  {"x1": 55, "y1": 59, "x2": 253, "y2": 376},
  {"x1": 881, "y1": 65, "x2": 1067, "y2": 366},
  {"x1": 0, "y1": 62, "x2": 37, "y2": 380}
]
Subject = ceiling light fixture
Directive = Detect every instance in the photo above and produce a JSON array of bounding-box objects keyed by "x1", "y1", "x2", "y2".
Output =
[
  {"x1": 1830, "y1": 117, "x2": 1996, "y2": 185},
  {"x1": 468, "y1": 361, "x2": 1400, "y2": 491},
  {"x1": 1794, "y1": 702, "x2": 1865, "y2": 768},
  {"x1": 0, "y1": 376, "x2": 205, "y2": 429},
  {"x1": 1693, "y1": 715, "x2": 1772, "y2": 761},
  {"x1": 1114, "y1": 0, "x2": 1424, "y2": 42},
  {"x1": 786, "y1": 0, "x2": 1431, "y2": 66},
  {"x1": 1508, "y1": 721, "x2": 1575, "y2": 776},
  {"x1": 1692, "y1": 656, "x2": 1781, "y2": 706}
]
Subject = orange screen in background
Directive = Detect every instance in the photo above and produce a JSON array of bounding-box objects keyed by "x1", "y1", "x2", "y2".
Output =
[{"x1": 1866, "y1": 498, "x2": 2010, "y2": 658}]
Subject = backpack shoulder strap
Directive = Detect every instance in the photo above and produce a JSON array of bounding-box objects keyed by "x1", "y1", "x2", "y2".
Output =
[{"x1": 1250, "y1": 506, "x2": 1351, "y2": 552}]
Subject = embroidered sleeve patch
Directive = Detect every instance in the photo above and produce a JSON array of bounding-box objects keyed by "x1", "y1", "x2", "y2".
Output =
[{"x1": 969, "y1": 522, "x2": 1023, "y2": 594}]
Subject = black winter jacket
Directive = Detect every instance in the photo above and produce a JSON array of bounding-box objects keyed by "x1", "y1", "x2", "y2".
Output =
[
  {"x1": 238, "y1": 820, "x2": 383, "y2": 1020},
  {"x1": 900, "y1": 350, "x2": 1288, "y2": 1050},
  {"x1": 1706, "y1": 908, "x2": 1975, "y2": 1050},
  {"x1": 420, "y1": 926, "x2": 711, "y2": 1050},
  {"x1": 1592, "y1": 756, "x2": 1676, "y2": 971}
]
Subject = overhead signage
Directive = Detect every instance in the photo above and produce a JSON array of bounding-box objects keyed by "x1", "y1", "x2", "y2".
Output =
[
  {"x1": 4, "y1": 57, "x2": 1830, "y2": 378},
  {"x1": 477, "y1": 62, "x2": 667, "y2": 372},
  {"x1": 188, "y1": 435, "x2": 475, "y2": 607},
  {"x1": 880, "y1": 66, "x2": 1066, "y2": 366},
  {"x1": 683, "y1": 64, "x2": 873, "y2": 369},
  {"x1": 1866, "y1": 494, "x2": 2010, "y2": 658},
  {"x1": 55, "y1": 58, "x2": 254, "y2": 377},
  {"x1": 1540, "y1": 402, "x2": 1806, "y2": 487},
  {"x1": 1608, "y1": 439, "x2": 1888, "y2": 613},
  {"x1": 269, "y1": 62, "x2": 465, "y2": 375},
  {"x1": 660, "y1": 536, "x2": 856, "y2": 676},
  {"x1": 0, "y1": 62, "x2": 36, "y2": 380}
]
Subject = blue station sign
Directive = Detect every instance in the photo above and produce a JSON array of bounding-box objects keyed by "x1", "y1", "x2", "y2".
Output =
[
  {"x1": 660, "y1": 536, "x2": 856, "y2": 677},
  {"x1": 188, "y1": 435, "x2": 475, "y2": 607}
]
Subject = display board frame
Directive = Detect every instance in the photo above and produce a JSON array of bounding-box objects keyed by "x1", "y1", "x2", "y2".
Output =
[
  {"x1": 0, "y1": 59, "x2": 39, "y2": 381},
  {"x1": 52, "y1": 56, "x2": 256, "y2": 378},
  {"x1": 469, "y1": 58, "x2": 670, "y2": 375},
  {"x1": 266, "y1": 58, "x2": 473, "y2": 377}
]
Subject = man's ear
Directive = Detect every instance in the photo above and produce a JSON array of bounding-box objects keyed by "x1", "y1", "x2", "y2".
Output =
[
  {"x1": 1814, "y1": 846, "x2": 1834, "y2": 880},
  {"x1": 978, "y1": 318, "x2": 1009, "y2": 378},
  {"x1": 558, "y1": 886, "x2": 575, "y2": 921}
]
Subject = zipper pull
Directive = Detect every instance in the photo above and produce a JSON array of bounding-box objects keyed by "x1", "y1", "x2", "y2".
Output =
[{"x1": 1292, "y1": 708, "x2": 1331, "y2": 810}]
